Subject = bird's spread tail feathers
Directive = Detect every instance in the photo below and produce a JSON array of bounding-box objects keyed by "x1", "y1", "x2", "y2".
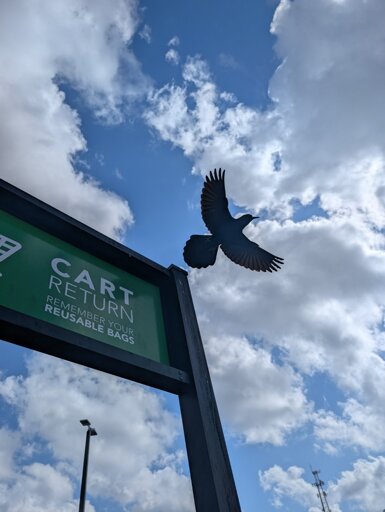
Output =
[{"x1": 183, "y1": 235, "x2": 219, "y2": 269}]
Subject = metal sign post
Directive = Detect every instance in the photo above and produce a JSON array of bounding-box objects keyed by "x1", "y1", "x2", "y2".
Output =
[
  {"x1": 0, "y1": 178, "x2": 241, "y2": 512},
  {"x1": 170, "y1": 266, "x2": 241, "y2": 511}
]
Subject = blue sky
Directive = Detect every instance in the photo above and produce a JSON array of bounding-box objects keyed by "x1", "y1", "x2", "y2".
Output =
[{"x1": 1, "y1": 0, "x2": 385, "y2": 511}]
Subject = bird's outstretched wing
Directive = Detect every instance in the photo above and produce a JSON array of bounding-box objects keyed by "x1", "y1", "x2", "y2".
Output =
[
  {"x1": 221, "y1": 235, "x2": 284, "y2": 272},
  {"x1": 201, "y1": 168, "x2": 232, "y2": 234}
]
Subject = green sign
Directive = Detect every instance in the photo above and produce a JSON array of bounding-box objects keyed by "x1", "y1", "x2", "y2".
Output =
[{"x1": 0, "y1": 210, "x2": 169, "y2": 364}]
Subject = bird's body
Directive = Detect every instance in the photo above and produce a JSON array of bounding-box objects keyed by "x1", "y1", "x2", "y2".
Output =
[{"x1": 183, "y1": 169, "x2": 284, "y2": 272}]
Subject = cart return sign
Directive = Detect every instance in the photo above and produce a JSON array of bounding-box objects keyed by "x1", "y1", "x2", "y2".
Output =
[
  {"x1": 0, "y1": 179, "x2": 241, "y2": 512},
  {"x1": 0, "y1": 209, "x2": 168, "y2": 365}
]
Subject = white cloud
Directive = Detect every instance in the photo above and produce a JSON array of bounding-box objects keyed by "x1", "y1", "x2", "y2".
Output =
[
  {"x1": 165, "y1": 49, "x2": 180, "y2": 66},
  {"x1": 140, "y1": 24, "x2": 152, "y2": 43},
  {"x1": 0, "y1": 427, "x2": 19, "y2": 480},
  {"x1": 168, "y1": 36, "x2": 180, "y2": 47},
  {"x1": 206, "y1": 336, "x2": 311, "y2": 444},
  {"x1": 259, "y1": 465, "x2": 322, "y2": 511},
  {"x1": 145, "y1": 55, "x2": 285, "y2": 216},
  {"x1": 0, "y1": 0, "x2": 151, "y2": 239},
  {"x1": 0, "y1": 424, "x2": 93, "y2": 512},
  {"x1": 314, "y1": 396, "x2": 385, "y2": 452},
  {"x1": 260, "y1": 456, "x2": 385, "y2": 512},
  {"x1": 0, "y1": 354, "x2": 194, "y2": 512},
  {"x1": 188, "y1": 215, "x2": 385, "y2": 449},
  {"x1": 219, "y1": 53, "x2": 241, "y2": 70},
  {"x1": 115, "y1": 167, "x2": 124, "y2": 180},
  {"x1": 330, "y1": 456, "x2": 385, "y2": 512},
  {"x1": 0, "y1": 463, "x2": 92, "y2": 512},
  {"x1": 269, "y1": 0, "x2": 385, "y2": 226},
  {"x1": 165, "y1": 36, "x2": 180, "y2": 65},
  {"x1": 146, "y1": 0, "x2": 385, "y2": 226},
  {"x1": 145, "y1": 0, "x2": 385, "y2": 457}
]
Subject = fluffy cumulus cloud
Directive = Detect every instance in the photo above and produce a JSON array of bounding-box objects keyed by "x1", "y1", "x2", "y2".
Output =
[
  {"x1": 0, "y1": 0, "x2": 151, "y2": 238},
  {"x1": 205, "y1": 336, "x2": 310, "y2": 444},
  {"x1": 165, "y1": 36, "x2": 180, "y2": 65},
  {"x1": 165, "y1": 49, "x2": 180, "y2": 66},
  {"x1": 0, "y1": 427, "x2": 20, "y2": 480},
  {"x1": 145, "y1": 0, "x2": 385, "y2": 479},
  {"x1": 0, "y1": 462, "x2": 92, "y2": 512},
  {"x1": 270, "y1": 0, "x2": 385, "y2": 226},
  {"x1": 0, "y1": 354, "x2": 194, "y2": 511},
  {"x1": 186, "y1": 210, "x2": 385, "y2": 452},
  {"x1": 330, "y1": 456, "x2": 385, "y2": 512},
  {"x1": 145, "y1": 55, "x2": 285, "y2": 216},
  {"x1": 146, "y1": 0, "x2": 385, "y2": 223},
  {"x1": 259, "y1": 465, "x2": 322, "y2": 511},
  {"x1": 313, "y1": 395, "x2": 385, "y2": 453},
  {"x1": 260, "y1": 456, "x2": 385, "y2": 512}
]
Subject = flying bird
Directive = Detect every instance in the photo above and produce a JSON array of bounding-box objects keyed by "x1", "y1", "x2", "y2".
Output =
[{"x1": 183, "y1": 169, "x2": 284, "y2": 272}]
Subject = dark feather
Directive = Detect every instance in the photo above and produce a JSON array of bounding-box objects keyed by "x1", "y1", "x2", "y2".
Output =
[
  {"x1": 221, "y1": 234, "x2": 284, "y2": 272},
  {"x1": 201, "y1": 168, "x2": 232, "y2": 234},
  {"x1": 183, "y1": 235, "x2": 219, "y2": 268}
]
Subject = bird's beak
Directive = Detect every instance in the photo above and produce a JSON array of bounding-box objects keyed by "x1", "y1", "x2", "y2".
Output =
[{"x1": 252, "y1": 216, "x2": 259, "y2": 220}]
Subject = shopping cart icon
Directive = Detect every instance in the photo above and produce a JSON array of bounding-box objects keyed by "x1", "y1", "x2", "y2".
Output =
[{"x1": 0, "y1": 234, "x2": 22, "y2": 263}]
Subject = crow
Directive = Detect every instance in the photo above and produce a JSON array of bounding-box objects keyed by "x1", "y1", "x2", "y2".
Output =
[{"x1": 183, "y1": 169, "x2": 284, "y2": 272}]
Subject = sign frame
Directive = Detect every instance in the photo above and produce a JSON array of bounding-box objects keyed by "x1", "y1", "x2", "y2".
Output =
[{"x1": 0, "y1": 178, "x2": 241, "y2": 512}]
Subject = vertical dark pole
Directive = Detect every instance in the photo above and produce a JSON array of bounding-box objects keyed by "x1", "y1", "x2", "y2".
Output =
[
  {"x1": 169, "y1": 265, "x2": 241, "y2": 512},
  {"x1": 79, "y1": 428, "x2": 91, "y2": 512}
]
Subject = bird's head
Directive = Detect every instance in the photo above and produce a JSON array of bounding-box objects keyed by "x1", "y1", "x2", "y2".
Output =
[{"x1": 238, "y1": 214, "x2": 259, "y2": 230}]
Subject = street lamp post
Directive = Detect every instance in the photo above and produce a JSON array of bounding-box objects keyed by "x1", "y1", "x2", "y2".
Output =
[{"x1": 79, "y1": 419, "x2": 97, "y2": 512}]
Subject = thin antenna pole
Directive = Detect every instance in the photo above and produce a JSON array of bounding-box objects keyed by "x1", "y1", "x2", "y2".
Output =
[{"x1": 311, "y1": 468, "x2": 331, "y2": 512}]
